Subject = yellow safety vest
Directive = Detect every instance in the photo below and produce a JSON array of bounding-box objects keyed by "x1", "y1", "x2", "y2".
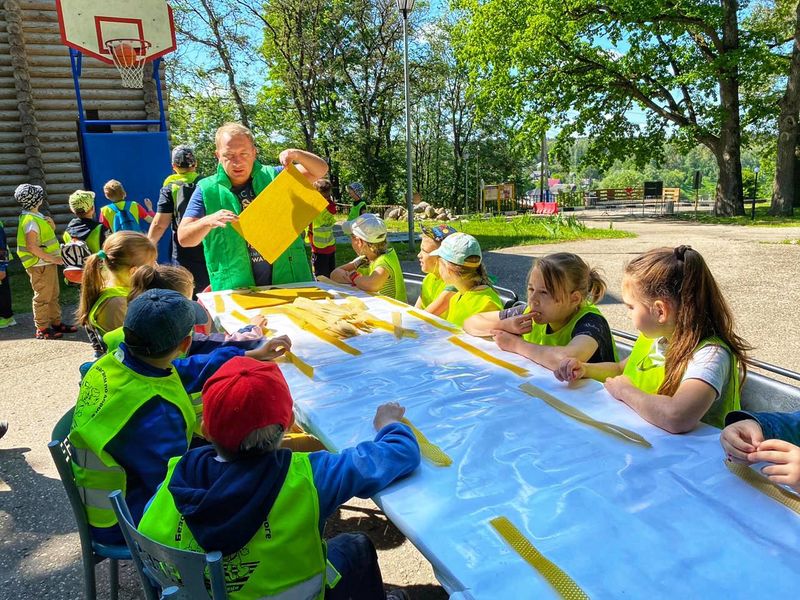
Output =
[
  {"x1": 522, "y1": 303, "x2": 619, "y2": 361},
  {"x1": 443, "y1": 286, "x2": 503, "y2": 327},
  {"x1": 622, "y1": 334, "x2": 740, "y2": 428},
  {"x1": 311, "y1": 209, "x2": 336, "y2": 249},
  {"x1": 369, "y1": 248, "x2": 407, "y2": 302},
  {"x1": 139, "y1": 453, "x2": 340, "y2": 599},
  {"x1": 419, "y1": 273, "x2": 446, "y2": 309},
  {"x1": 16, "y1": 212, "x2": 59, "y2": 268},
  {"x1": 69, "y1": 349, "x2": 196, "y2": 527}
]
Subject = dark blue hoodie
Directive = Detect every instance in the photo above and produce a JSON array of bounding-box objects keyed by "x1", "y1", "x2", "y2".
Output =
[{"x1": 162, "y1": 422, "x2": 421, "y2": 556}]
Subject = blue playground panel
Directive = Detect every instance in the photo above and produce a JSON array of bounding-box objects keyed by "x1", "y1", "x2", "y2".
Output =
[{"x1": 81, "y1": 131, "x2": 172, "y2": 263}]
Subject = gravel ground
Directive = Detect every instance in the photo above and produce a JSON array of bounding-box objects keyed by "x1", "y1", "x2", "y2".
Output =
[{"x1": 2, "y1": 213, "x2": 800, "y2": 599}]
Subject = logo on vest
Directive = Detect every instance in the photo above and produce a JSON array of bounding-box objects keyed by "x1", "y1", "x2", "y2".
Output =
[
  {"x1": 223, "y1": 548, "x2": 259, "y2": 592},
  {"x1": 76, "y1": 367, "x2": 109, "y2": 420}
]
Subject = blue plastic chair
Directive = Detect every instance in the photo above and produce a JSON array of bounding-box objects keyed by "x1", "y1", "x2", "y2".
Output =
[
  {"x1": 109, "y1": 490, "x2": 228, "y2": 600},
  {"x1": 48, "y1": 408, "x2": 130, "y2": 600}
]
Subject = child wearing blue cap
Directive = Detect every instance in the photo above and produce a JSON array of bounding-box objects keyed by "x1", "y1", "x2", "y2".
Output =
[
  {"x1": 414, "y1": 224, "x2": 457, "y2": 316},
  {"x1": 429, "y1": 233, "x2": 502, "y2": 327},
  {"x1": 70, "y1": 288, "x2": 292, "y2": 546}
]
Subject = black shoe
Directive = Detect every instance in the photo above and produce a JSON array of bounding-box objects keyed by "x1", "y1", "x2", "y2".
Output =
[{"x1": 0, "y1": 421, "x2": 8, "y2": 440}]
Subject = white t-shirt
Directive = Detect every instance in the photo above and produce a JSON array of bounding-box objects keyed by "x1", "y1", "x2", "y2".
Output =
[
  {"x1": 651, "y1": 337, "x2": 732, "y2": 400},
  {"x1": 21, "y1": 210, "x2": 48, "y2": 268}
]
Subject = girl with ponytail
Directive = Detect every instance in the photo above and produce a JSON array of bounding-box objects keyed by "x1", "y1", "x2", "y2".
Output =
[
  {"x1": 77, "y1": 231, "x2": 156, "y2": 356},
  {"x1": 555, "y1": 245, "x2": 750, "y2": 433},
  {"x1": 464, "y1": 252, "x2": 617, "y2": 369}
]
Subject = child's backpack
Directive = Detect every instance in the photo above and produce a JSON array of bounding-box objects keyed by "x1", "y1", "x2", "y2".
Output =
[
  {"x1": 61, "y1": 239, "x2": 91, "y2": 285},
  {"x1": 107, "y1": 201, "x2": 139, "y2": 232}
]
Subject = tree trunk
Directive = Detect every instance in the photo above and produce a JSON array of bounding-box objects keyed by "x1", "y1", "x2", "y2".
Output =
[{"x1": 770, "y1": 2, "x2": 800, "y2": 216}]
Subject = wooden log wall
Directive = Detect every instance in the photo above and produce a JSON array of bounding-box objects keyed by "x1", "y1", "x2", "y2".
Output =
[{"x1": 1, "y1": 0, "x2": 168, "y2": 246}]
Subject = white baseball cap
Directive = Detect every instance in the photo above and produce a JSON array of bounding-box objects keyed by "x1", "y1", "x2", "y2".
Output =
[{"x1": 342, "y1": 213, "x2": 387, "y2": 243}]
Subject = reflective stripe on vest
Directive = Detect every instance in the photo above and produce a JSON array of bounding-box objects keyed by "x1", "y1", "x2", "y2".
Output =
[
  {"x1": 443, "y1": 286, "x2": 503, "y2": 327},
  {"x1": 419, "y1": 273, "x2": 446, "y2": 308},
  {"x1": 139, "y1": 453, "x2": 331, "y2": 599},
  {"x1": 69, "y1": 349, "x2": 196, "y2": 527},
  {"x1": 311, "y1": 210, "x2": 336, "y2": 249},
  {"x1": 369, "y1": 248, "x2": 407, "y2": 302},
  {"x1": 622, "y1": 334, "x2": 740, "y2": 428},
  {"x1": 523, "y1": 303, "x2": 619, "y2": 361},
  {"x1": 198, "y1": 162, "x2": 312, "y2": 291},
  {"x1": 16, "y1": 213, "x2": 59, "y2": 268},
  {"x1": 88, "y1": 286, "x2": 129, "y2": 336}
]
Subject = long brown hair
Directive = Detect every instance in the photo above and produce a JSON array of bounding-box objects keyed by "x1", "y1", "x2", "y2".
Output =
[
  {"x1": 439, "y1": 258, "x2": 492, "y2": 289},
  {"x1": 128, "y1": 264, "x2": 195, "y2": 302},
  {"x1": 531, "y1": 252, "x2": 606, "y2": 305},
  {"x1": 77, "y1": 232, "x2": 156, "y2": 325},
  {"x1": 624, "y1": 245, "x2": 751, "y2": 395}
]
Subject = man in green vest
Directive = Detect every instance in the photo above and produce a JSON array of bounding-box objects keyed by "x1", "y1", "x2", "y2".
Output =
[
  {"x1": 177, "y1": 123, "x2": 329, "y2": 291},
  {"x1": 148, "y1": 145, "x2": 209, "y2": 294},
  {"x1": 139, "y1": 356, "x2": 420, "y2": 600}
]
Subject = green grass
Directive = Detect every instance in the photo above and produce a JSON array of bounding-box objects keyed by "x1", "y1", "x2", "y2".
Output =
[
  {"x1": 6, "y1": 261, "x2": 80, "y2": 316},
  {"x1": 671, "y1": 203, "x2": 800, "y2": 226}
]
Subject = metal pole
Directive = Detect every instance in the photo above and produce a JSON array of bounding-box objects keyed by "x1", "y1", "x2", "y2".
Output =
[
  {"x1": 751, "y1": 169, "x2": 759, "y2": 220},
  {"x1": 402, "y1": 11, "x2": 415, "y2": 251},
  {"x1": 464, "y1": 151, "x2": 469, "y2": 215},
  {"x1": 539, "y1": 134, "x2": 546, "y2": 203}
]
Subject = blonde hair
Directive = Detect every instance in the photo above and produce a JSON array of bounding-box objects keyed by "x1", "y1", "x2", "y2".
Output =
[
  {"x1": 77, "y1": 232, "x2": 156, "y2": 326},
  {"x1": 128, "y1": 264, "x2": 194, "y2": 302},
  {"x1": 439, "y1": 258, "x2": 492, "y2": 289},
  {"x1": 103, "y1": 179, "x2": 126, "y2": 202},
  {"x1": 214, "y1": 424, "x2": 286, "y2": 461},
  {"x1": 530, "y1": 252, "x2": 606, "y2": 305},
  {"x1": 215, "y1": 122, "x2": 255, "y2": 147},
  {"x1": 624, "y1": 246, "x2": 751, "y2": 396}
]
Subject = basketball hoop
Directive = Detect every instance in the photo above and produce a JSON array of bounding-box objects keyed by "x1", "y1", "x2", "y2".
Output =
[{"x1": 105, "y1": 38, "x2": 151, "y2": 88}]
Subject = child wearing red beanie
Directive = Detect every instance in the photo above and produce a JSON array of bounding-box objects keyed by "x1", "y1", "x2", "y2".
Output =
[{"x1": 139, "y1": 357, "x2": 420, "y2": 600}]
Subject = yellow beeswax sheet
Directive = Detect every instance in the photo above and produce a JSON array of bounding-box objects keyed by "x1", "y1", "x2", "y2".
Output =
[
  {"x1": 231, "y1": 287, "x2": 332, "y2": 310},
  {"x1": 231, "y1": 163, "x2": 329, "y2": 263}
]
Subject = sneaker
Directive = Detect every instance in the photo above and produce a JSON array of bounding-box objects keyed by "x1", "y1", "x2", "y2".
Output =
[
  {"x1": 35, "y1": 327, "x2": 63, "y2": 340},
  {"x1": 0, "y1": 317, "x2": 16, "y2": 328},
  {"x1": 0, "y1": 421, "x2": 7, "y2": 440},
  {"x1": 385, "y1": 590, "x2": 410, "y2": 600},
  {"x1": 52, "y1": 322, "x2": 78, "y2": 334}
]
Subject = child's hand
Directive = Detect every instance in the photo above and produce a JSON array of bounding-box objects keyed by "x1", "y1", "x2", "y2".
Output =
[
  {"x1": 749, "y1": 439, "x2": 800, "y2": 492},
  {"x1": 554, "y1": 357, "x2": 585, "y2": 383},
  {"x1": 144, "y1": 197, "x2": 153, "y2": 212},
  {"x1": 374, "y1": 401, "x2": 406, "y2": 430},
  {"x1": 0, "y1": 270, "x2": 6, "y2": 281},
  {"x1": 245, "y1": 334, "x2": 292, "y2": 361},
  {"x1": 329, "y1": 268, "x2": 352, "y2": 285},
  {"x1": 51, "y1": 256, "x2": 64, "y2": 266},
  {"x1": 249, "y1": 314, "x2": 268, "y2": 329},
  {"x1": 603, "y1": 374, "x2": 635, "y2": 400},
  {"x1": 503, "y1": 313, "x2": 533, "y2": 335},
  {"x1": 720, "y1": 419, "x2": 764, "y2": 463},
  {"x1": 491, "y1": 329, "x2": 519, "y2": 353}
]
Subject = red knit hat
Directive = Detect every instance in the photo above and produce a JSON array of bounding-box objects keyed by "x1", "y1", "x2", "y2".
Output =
[{"x1": 202, "y1": 357, "x2": 294, "y2": 454}]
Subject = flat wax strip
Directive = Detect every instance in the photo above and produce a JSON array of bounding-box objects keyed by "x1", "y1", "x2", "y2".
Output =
[
  {"x1": 392, "y1": 312, "x2": 403, "y2": 339},
  {"x1": 230, "y1": 310, "x2": 252, "y2": 324},
  {"x1": 400, "y1": 418, "x2": 452, "y2": 467},
  {"x1": 375, "y1": 294, "x2": 410, "y2": 309},
  {"x1": 213, "y1": 295, "x2": 225, "y2": 312},
  {"x1": 284, "y1": 311, "x2": 361, "y2": 356},
  {"x1": 284, "y1": 351, "x2": 314, "y2": 379},
  {"x1": 407, "y1": 309, "x2": 461, "y2": 333},
  {"x1": 231, "y1": 163, "x2": 330, "y2": 263},
  {"x1": 519, "y1": 383, "x2": 652, "y2": 448},
  {"x1": 490, "y1": 516, "x2": 589, "y2": 600},
  {"x1": 448, "y1": 336, "x2": 530, "y2": 377},
  {"x1": 365, "y1": 315, "x2": 419, "y2": 339},
  {"x1": 726, "y1": 460, "x2": 800, "y2": 515}
]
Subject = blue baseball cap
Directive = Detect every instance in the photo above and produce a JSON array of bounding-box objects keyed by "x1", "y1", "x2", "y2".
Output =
[
  {"x1": 347, "y1": 182, "x2": 365, "y2": 198},
  {"x1": 123, "y1": 289, "x2": 207, "y2": 355},
  {"x1": 429, "y1": 232, "x2": 482, "y2": 267}
]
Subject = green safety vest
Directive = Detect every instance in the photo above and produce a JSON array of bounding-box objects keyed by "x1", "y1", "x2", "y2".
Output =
[
  {"x1": 622, "y1": 334, "x2": 740, "y2": 428},
  {"x1": 164, "y1": 171, "x2": 200, "y2": 222},
  {"x1": 443, "y1": 286, "x2": 503, "y2": 327},
  {"x1": 198, "y1": 162, "x2": 312, "y2": 291},
  {"x1": 419, "y1": 273, "x2": 446, "y2": 309},
  {"x1": 63, "y1": 223, "x2": 103, "y2": 254},
  {"x1": 348, "y1": 201, "x2": 366, "y2": 220},
  {"x1": 16, "y1": 212, "x2": 59, "y2": 268},
  {"x1": 310, "y1": 209, "x2": 336, "y2": 249},
  {"x1": 103, "y1": 327, "x2": 204, "y2": 436},
  {"x1": 69, "y1": 349, "x2": 196, "y2": 528},
  {"x1": 139, "y1": 453, "x2": 340, "y2": 600},
  {"x1": 522, "y1": 303, "x2": 619, "y2": 361},
  {"x1": 88, "y1": 286, "x2": 129, "y2": 336},
  {"x1": 369, "y1": 248, "x2": 407, "y2": 302}
]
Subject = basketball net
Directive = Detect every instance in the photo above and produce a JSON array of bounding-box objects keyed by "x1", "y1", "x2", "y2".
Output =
[{"x1": 105, "y1": 38, "x2": 151, "y2": 88}]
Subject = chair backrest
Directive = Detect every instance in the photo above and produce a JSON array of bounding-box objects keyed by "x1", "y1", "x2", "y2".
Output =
[
  {"x1": 48, "y1": 407, "x2": 98, "y2": 553},
  {"x1": 109, "y1": 491, "x2": 228, "y2": 600},
  {"x1": 403, "y1": 272, "x2": 520, "y2": 310}
]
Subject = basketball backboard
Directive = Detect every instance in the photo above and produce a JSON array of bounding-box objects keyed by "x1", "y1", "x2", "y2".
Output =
[{"x1": 55, "y1": 0, "x2": 176, "y2": 64}]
